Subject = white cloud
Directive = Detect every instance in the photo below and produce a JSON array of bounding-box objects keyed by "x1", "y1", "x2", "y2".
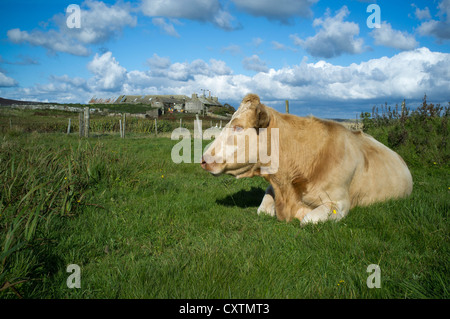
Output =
[
  {"x1": 7, "y1": 0, "x2": 136, "y2": 56},
  {"x1": 263, "y1": 48, "x2": 450, "y2": 102},
  {"x1": 147, "y1": 53, "x2": 172, "y2": 76},
  {"x1": 0, "y1": 72, "x2": 18, "y2": 87},
  {"x1": 417, "y1": 0, "x2": 450, "y2": 40},
  {"x1": 370, "y1": 22, "x2": 418, "y2": 50},
  {"x1": 5, "y1": 48, "x2": 449, "y2": 118},
  {"x1": 291, "y1": 6, "x2": 364, "y2": 58},
  {"x1": 87, "y1": 51, "x2": 127, "y2": 91},
  {"x1": 7, "y1": 28, "x2": 91, "y2": 56},
  {"x1": 141, "y1": 0, "x2": 239, "y2": 30},
  {"x1": 412, "y1": 4, "x2": 431, "y2": 20},
  {"x1": 242, "y1": 55, "x2": 269, "y2": 73},
  {"x1": 66, "y1": 0, "x2": 137, "y2": 44},
  {"x1": 231, "y1": 0, "x2": 318, "y2": 22},
  {"x1": 209, "y1": 59, "x2": 233, "y2": 76},
  {"x1": 145, "y1": 54, "x2": 232, "y2": 81}
]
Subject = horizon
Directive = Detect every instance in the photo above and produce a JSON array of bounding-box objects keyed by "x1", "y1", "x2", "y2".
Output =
[{"x1": 0, "y1": 0, "x2": 449, "y2": 119}]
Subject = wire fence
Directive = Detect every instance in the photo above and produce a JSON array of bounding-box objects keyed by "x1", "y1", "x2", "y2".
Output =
[{"x1": 0, "y1": 114, "x2": 227, "y2": 137}]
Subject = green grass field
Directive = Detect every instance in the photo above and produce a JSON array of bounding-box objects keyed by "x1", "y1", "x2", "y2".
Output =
[
  {"x1": 1, "y1": 99, "x2": 449, "y2": 299},
  {"x1": 0, "y1": 129, "x2": 448, "y2": 299}
]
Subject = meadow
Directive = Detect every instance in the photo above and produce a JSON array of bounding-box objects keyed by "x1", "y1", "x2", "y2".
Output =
[{"x1": 0, "y1": 99, "x2": 448, "y2": 299}]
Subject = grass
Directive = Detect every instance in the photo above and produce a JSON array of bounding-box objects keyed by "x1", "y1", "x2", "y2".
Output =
[{"x1": 0, "y1": 128, "x2": 448, "y2": 299}]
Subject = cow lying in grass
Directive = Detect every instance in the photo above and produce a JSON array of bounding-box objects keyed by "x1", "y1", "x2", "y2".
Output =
[{"x1": 201, "y1": 93, "x2": 413, "y2": 224}]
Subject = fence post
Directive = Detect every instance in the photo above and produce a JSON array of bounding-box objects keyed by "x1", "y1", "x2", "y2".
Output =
[
  {"x1": 67, "y1": 118, "x2": 71, "y2": 134},
  {"x1": 154, "y1": 118, "x2": 157, "y2": 136},
  {"x1": 79, "y1": 112, "x2": 84, "y2": 137},
  {"x1": 119, "y1": 119, "x2": 123, "y2": 138},
  {"x1": 122, "y1": 113, "x2": 126, "y2": 138},
  {"x1": 83, "y1": 107, "x2": 90, "y2": 137},
  {"x1": 285, "y1": 100, "x2": 289, "y2": 114},
  {"x1": 9, "y1": 118, "x2": 12, "y2": 130},
  {"x1": 180, "y1": 118, "x2": 182, "y2": 128}
]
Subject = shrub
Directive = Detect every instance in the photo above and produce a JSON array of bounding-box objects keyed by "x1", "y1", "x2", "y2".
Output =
[{"x1": 361, "y1": 95, "x2": 449, "y2": 168}]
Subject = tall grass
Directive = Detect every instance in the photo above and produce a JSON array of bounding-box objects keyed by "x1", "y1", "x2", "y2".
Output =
[{"x1": 0, "y1": 134, "x2": 135, "y2": 296}]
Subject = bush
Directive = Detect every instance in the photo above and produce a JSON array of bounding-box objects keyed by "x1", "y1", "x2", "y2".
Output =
[{"x1": 360, "y1": 95, "x2": 449, "y2": 168}]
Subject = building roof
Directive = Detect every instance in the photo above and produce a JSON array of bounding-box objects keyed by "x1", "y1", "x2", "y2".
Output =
[{"x1": 111, "y1": 93, "x2": 222, "y2": 107}]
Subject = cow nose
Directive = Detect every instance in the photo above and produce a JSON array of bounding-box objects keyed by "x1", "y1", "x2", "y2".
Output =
[{"x1": 201, "y1": 156, "x2": 207, "y2": 169}]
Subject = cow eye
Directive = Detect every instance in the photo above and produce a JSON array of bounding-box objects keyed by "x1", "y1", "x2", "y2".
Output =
[{"x1": 233, "y1": 126, "x2": 244, "y2": 132}]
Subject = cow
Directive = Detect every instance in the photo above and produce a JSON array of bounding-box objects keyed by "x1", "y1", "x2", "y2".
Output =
[{"x1": 201, "y1": 93, "x2": 413, "y2": 224}]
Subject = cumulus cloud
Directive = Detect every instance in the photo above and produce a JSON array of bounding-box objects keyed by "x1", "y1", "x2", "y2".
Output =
[
  {"x1": 231, "y1": 0, "x2": 318, "y2": 22},
  {"x1": 263, "y1": 48, "x2": 450, "y2": 102},
  {"x1": 291, "y1": 6, "x2": 364, "y2": 58},
  {"x1": 412, "y1": 4, "x2": 431, "y2": 20},
  {"x1": 64, "y1": 0, "x2": 136, "y2": 44},
  {"x1": 87, "y1": 51, "x2": 127, "y2": 91},
  {"x1": 146, "y1": 54, "x2": 232, "y2": 81},
  {"x1": 7, "y1": 0, "x2": 136, "y2": 56},
  {"x1": 5, "y1": 48, "x2": 449, "y2": 118},
  {"x1": 7, "y1": 28, "x2": 91, "y2": 56},
  {"x1": 417, "y1": 0, "x2": 450, "y2": 40},
  {"x1": 141, "y1": 0, "x2": 239, "y2": 30},
  {"x1": 370, "y1": 22, "x2": 418, "y2": 50},
  {"x1": 0, "y1": 72, "x2": 18, "y2": 87}
]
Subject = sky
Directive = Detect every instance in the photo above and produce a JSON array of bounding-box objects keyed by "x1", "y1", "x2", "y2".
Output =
[{"x1": 0, "y1": 0, "x2": 449, "y2": 118}]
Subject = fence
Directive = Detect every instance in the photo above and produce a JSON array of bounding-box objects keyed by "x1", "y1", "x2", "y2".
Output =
[{"x1": 0, "y1": 108, "x2": 229, "y2": 137}]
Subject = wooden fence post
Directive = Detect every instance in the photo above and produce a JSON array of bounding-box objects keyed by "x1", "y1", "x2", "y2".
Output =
[
  {"x1": 122, "y1": 113, "x2": 126, "y2": 138},
  {"x1": 154, "y1": 118, "x2": 157, "y2": 136},
  {"x1": 285, "y1": 100, "x2": 289, "y2": 114},
  {"x1": 67, "y1": 118, "x2": 71, "y2": 134},
  {"x1": 83, "y1": 107, "x2": 90, "y2": 137},
  {"x1": 119, "y1": 119, "x2": 123, "y2": 138}
]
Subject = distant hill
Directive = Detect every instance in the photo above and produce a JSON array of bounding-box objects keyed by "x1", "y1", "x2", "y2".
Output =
[{"x1": 0, "y1": 97, "x2": 53, "y2": 106}]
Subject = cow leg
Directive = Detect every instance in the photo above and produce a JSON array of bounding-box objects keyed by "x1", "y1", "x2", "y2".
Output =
[
  {"x1": 257, "y1": 185, "x2": 276, "y2": 217},
  {"x1": 300, "y1": 199, "x2": 350, "y2": 225}
]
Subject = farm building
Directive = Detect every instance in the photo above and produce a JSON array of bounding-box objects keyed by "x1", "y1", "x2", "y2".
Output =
[
  {"x1": 185, "y1": 93, "x2": 222, "y2": 113},
  {"x1": 92, "y1": 93, "x2": 223, "y2": 114}
]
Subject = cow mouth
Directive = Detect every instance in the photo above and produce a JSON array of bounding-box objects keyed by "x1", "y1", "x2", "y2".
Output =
[
  {"x1": 201, "y1": 157, "x2": 223, "y2": 176},
  {"x1": 201, "y1": 159, "x2": 256, "y2": 179}
]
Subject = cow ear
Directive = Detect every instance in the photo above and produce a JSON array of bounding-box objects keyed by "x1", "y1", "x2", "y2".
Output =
[
  {"x1": 256, "y1": 104, "x2": 270, "y2": 129},
  {"x1": 241, "y1": 94, "x2": 270, "y2": 128}
]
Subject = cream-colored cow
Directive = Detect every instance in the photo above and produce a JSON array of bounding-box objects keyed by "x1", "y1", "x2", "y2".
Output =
[{"x1": 201, "y1": 93, "x2": 413, "y2": 224}]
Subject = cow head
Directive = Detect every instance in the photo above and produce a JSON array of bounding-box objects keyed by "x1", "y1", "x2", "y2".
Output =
[{"x1": 201, "y1": 93, "x2": 278, "y2": 178}]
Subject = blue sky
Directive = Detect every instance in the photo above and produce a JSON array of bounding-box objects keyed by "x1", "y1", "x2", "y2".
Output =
[{"x1": 0, "y1": 0, "x2": 449, "y2": 118}]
